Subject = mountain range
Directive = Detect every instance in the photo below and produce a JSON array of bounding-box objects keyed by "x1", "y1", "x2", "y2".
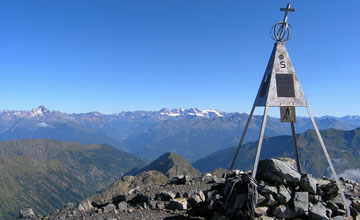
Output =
[
  {"x1": 0, "y1": 139, "x2": 146, "y2": 219},
  {"x1": 1, "y1": 106, "x2": 360, "y2": 161}
]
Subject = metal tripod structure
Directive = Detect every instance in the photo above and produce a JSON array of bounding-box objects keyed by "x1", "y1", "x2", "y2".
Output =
[{"x1": 229, "y1": 3, "x2": 350, "y2": 218}]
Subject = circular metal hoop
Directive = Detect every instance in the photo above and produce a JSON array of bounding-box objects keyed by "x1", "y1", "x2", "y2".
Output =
[{"x1": 270, "y1": 21, "x2": 293, "y2": 42}]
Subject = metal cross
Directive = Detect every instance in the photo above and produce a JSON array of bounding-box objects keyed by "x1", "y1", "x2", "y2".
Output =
[{"x1": 280, "y1": 3, "x2": 295, "y2": 23}]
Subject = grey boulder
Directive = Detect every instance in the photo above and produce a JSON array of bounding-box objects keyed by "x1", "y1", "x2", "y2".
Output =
[
  {"x1": 155, "y1": 191, "x2": 176, "y2": 201},
  {"x1": 167, "y1": 198, "x2": 188, "y2": 210},
  {"x1": 310, "y1": 202, "x2": 329, "y2": 220},
  {"x1": 117, "y1": 201, "x2": 128, "y2": 212},
  {"x1": 257, "y1": 158, "x2": 301, "y2": 184},
  {"x1": 300, "y1": 174, "x2": 317, "y2": 194}
]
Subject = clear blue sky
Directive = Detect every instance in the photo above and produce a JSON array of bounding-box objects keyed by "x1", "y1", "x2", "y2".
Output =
[{"x1": 0, "y1": 0, "x2": 359, "y2": 116}]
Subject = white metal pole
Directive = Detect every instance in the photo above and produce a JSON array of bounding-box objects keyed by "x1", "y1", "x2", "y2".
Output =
[
  {"x1": 252, "y1": 106, "x2": 269, "y2": 179},
  {"x1": 229, "y1": 105, "x2": 256, "y2": 171},
  {"x1": 290, "y1": 121, "x2": 302, "y2": 173},
  {"x1": 306, "y1": 106, "x2": 350, "y2": 218}
]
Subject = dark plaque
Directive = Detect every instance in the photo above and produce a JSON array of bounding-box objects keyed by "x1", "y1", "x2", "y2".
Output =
[
  {"x1": 280, "y1": 106, "x2": 296, "y2": 122},
  {"x1": 276, "y1": 74, "x2": 295, "y2": 97}
]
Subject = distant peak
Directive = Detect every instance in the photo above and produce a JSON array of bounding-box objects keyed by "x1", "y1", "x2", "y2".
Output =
[
  {"x1": 88, "y1": 111, "x2": 102, "y2": 116},
  {"x1": 159, "y1": 108, "x2": 170, "y2": 113},
  {"x1": 30, "y1": 106, "x2": 52, "y2": 116},
  {"x1": 125, "y1": 151, "x2": 201, "y2": 178},
  {"x1": 162, "y1": 152, "x2": 178, "y2": 158},
  {"x1": 37, "y1": 105, "x2": 48, "y2": 111}
]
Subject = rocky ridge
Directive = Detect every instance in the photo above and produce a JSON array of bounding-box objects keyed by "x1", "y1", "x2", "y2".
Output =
[
  {"x1": 126, "y1": 152, "x2": 202, "y2": 178},
  {"x1": 18, "y1": 157, "x2": 360, "y2": 220}
]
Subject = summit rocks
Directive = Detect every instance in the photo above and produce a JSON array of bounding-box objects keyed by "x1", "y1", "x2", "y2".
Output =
[{"x1": 18, "y1": 157, "x2": 360, "y2": 220}]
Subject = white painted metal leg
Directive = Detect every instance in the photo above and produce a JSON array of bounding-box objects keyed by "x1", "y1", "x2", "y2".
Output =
[
  {"x1": 306, "y1": 106, "x2": 350, "y2": 218},
  {"x1": 229, "y1": 106, "x2": 256, "y2": 171},
  {"x1": 252, "y1": 106, "x2": 269, "y2": 179},
  {"x1": 290, "y1": 121, "x2": 302, "y2": 173}
]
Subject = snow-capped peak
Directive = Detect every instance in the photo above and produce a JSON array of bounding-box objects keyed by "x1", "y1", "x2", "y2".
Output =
[
  {"x1": 185, "y1": 108, "x2": 223, "y2": 118},
  {"x1": 159, "y1": 108, "x2": 223, "y2": 118},
  {"x1": 29, "y1": 106, "x2": 52, "y2": 116},
  {"x1": 201, "y1": 109, "x2": 224, "y2": 117},
  {"x1": 160, "y1": 108, "x2": 181, "y2": 117}
]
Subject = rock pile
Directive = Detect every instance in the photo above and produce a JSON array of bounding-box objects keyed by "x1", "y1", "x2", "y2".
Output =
[
  {"x1": 252, "y1": 158, "x2": 359, "y2": 220},
  {"x1": 18, "y1": 158, "x2": 360, "y2": 220}
]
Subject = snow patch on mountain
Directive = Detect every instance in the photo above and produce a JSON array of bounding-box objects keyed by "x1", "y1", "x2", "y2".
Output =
[
  {"x1": 200, "y1": 109, "x2": 224, "y2": 117},
  {"x1": 159, "y1": 108, "x2": 223, "y2": 118},
  {"x1": 37, "y1": 122, "x2": 50, "y2": 127}
]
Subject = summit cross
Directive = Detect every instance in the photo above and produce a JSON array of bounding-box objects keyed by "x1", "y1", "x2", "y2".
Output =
[{"x1": 280, "y1": 3, "x2": 296, "y2": 23}]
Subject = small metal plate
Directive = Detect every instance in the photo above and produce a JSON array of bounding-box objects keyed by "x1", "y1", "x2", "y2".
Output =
[
  {"x1": 280, "y1": 106, "x2": 296, "y2": 122},
  {"x1": 276, "y1": 74, "x2": 295, "y2": 97}
]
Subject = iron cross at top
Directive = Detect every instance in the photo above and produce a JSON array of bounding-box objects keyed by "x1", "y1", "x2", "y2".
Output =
[
  {"x1": 271, "y1": 3, "x2": 296, "y2": 42},
  {"x1": 280, "y1": 3, "x2": 296, "y2": 23}
]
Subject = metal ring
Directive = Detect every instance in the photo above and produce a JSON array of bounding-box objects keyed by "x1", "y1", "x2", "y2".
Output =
[{"x1": 270, "y1": 21, "x2": 293, "y2": 42}]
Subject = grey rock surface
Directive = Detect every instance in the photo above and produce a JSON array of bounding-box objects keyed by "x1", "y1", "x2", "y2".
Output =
[
  {"x1": 277, "y1": 185, "x2": 291, "y2": 204},
  {"x1": 18, "y1": 208, "x2": 35, "y2": 219},
  {"x1": 257, "y1": 194, "x2": 266, "y2": 205},
  {"x1": 117, "y1": 201, "x2": 128, "y2": 212},
  {"x1": 263, "y1": 194, "x2": 278, "y2": 206},
  {"x1": 310, "y1": 202, "x2": 329, "y2": 220},
  {"x1": 255, "y1": 206, "x2": 269, "y2": 216},
  {"x1": 189, "y1": 191, "x2": 205, "y2": 206},
  {"x1": 167, "y1": 198, "x2": 188, "y2": 210},
  {"x1": 77, "y1": 200, "x2": 93, "y2": 211},
  {"x1": 294, "y1": 191, "x2": 308, "y2": 213},
  {"x1": 102, "y1": 204, "x2": 116, "y2": 213},
  {"x1": 300, "y1": 173, "x2": 317, "y2": 194},
  {"x1": 272, "y1": 205, "x2": 295, "y2": 219},
  {"x1": 155, "y1": 191, "x2": 176, "y2": 201},
  {"x1": 257, "y1": 158, "x2": 301, "y2": 184},
  {"x1": 155, "y1": 202, "x2": 165, "y2": 210},
  {"x1": 258, "y1": 181, "x2": 278, "y2": 195}
]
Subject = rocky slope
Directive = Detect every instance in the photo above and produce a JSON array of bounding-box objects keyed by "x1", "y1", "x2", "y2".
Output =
[
  {"x1": 18, "y1": 158, "x2": 360, "y2": 220},
  {"x1": 0, "y1": 139, "x2": 146, "y2": 219}
]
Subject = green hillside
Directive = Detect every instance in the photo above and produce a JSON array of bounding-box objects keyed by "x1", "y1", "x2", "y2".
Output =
[
  {"x1": 0, "y1": 139, "x2": 146, "y2": 219},
  {"x1": 193, "y1": 128, "x2": 360, "y2": 179}
]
